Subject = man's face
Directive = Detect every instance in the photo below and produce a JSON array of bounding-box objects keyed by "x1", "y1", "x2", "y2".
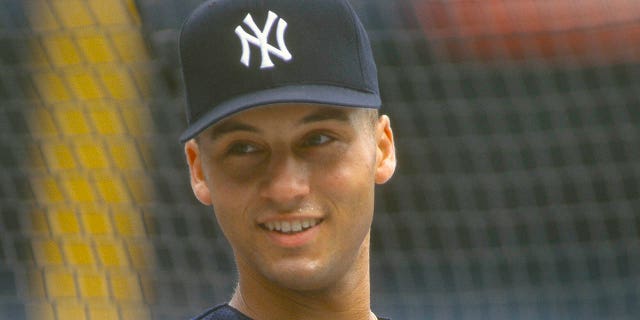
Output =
[{"x1": 185, "y1": 103, "x2": 395, "y2": 292}]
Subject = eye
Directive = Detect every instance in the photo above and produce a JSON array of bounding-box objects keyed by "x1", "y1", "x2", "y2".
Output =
[
  {"x1": 227, "y1": 142, "x2": 260, "y2": 155},
  {"x1": 303, "y1": 133, "x2": 334, "y2": 147}
]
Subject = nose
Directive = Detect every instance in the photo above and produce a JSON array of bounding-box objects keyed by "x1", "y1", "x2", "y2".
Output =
[{"x1": 259, "y1": 153, "x2": 310, "y2": 209}]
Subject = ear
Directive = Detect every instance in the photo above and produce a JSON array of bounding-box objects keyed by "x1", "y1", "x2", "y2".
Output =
[
  {"x1": 185, "y1": 139, "x2": 213, "y2": 205},
  {"x1": 374, "y1": 115, "x2": 396, "y2": 184}
]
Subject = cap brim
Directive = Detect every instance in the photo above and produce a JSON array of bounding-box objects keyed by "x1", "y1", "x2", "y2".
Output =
[{"x1": 179, "y1": 84, "x2": 381, "y2": 143}]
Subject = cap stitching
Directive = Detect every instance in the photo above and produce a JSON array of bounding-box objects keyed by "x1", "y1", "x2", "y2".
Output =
[{"x1": 342, "y1": 0, "x2": 367, "y2": 91}]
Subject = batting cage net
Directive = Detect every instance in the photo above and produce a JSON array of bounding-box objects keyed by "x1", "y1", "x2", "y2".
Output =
[{"x1": 0, "y1": 0, "x2": 638, "y2": 319}]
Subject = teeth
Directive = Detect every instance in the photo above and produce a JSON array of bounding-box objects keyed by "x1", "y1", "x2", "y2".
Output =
[{"x1": 263, "y1": 219, "x2": 320, "y2": 234}]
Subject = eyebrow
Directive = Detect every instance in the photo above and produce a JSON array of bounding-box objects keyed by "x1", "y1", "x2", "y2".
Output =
[
  {"x1": 299, "y1": 108, "x2": 351, "y2": 125},
  {"x1": 206, "y1": 121, "x2": 260, "y2": 141}
]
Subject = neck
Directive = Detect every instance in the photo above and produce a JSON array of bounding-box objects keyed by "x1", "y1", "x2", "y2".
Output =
[{"x1": 230, "y1": 235, "x2": 374, "y2": 320}]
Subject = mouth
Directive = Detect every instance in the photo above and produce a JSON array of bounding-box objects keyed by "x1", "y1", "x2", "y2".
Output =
[{"x1": 260, "y1": 218, "x2": 323, "y2": 234}]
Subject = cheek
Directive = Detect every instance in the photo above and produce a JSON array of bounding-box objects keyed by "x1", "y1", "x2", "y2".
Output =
[
  {"x1": 202, "y1": 153, "x2": 259, "y2": 205},
  {"x1": 319, "y1": 154, "x2": 376, "y2": 260},
  {"x1": 332, "y1": 142, "x2": 377, "y2": 187},
  {"x1": 315, "y1": 144, "x2": 377, "y2": 217},
  {"x1": 204, "y1": 171, "x2": 255, "y2": 239}
]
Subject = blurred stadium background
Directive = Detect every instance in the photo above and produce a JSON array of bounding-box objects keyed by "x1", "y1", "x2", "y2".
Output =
[{"x1": 0, "y1": 0, "x2": 638, "y2": 319}]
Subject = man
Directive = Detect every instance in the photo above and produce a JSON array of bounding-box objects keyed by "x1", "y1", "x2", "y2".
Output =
[{"x1": 179, "y1": 0, "x2": 396, "y2": 319}]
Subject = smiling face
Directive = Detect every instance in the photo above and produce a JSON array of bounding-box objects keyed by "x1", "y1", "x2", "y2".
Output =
[{"x1": 185, "y1": 103, "x2": 396, "y2": 293}]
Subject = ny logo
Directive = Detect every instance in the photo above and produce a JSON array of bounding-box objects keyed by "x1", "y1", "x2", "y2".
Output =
[{"x1": 235, "y1": 11, "x2": 293, "y2": 69}]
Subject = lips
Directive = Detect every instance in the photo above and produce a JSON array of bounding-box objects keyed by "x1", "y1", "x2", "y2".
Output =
[
  {"x1": 262, "y1": 218, "x2": 321, "y2": 234},
  {"x1": 258, "y1": 217, "x2": 324, "y2": 248}
]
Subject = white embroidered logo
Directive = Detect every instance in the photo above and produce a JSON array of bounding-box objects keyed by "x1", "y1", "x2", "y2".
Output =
[{"x1": 235, "y1": 11, "x2": 292, "y2": 69}]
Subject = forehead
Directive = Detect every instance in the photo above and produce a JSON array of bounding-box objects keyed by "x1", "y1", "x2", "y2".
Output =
[{"x1": 200, "y1": 103, "x2": 366, "y2": 137}]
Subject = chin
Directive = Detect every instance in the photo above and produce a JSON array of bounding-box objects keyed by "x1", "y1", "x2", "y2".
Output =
[
  {"x1": 263, "y1": 258, "x2": 346, "y2": 293},
  {"x1": 266, "y1": 247, "x2": 367, "y2": 294}
]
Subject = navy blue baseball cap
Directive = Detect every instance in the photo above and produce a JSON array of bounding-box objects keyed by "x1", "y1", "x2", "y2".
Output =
[{"x1": 179, "y1": 0, "x2": 381, "y2": 142}]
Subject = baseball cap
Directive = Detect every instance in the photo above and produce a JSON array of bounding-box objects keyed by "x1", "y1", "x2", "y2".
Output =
[{"x1": 178, "y1": 0, "x2": 381, "y2": 143}]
